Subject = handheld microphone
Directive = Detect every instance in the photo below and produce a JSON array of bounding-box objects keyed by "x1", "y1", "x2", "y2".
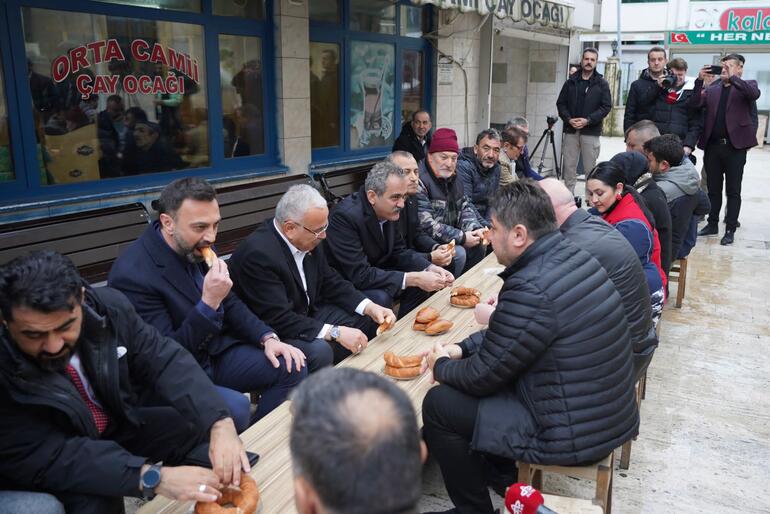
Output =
[{"x1": 504, "y1": 483, "x2": 558, "y2": 514}]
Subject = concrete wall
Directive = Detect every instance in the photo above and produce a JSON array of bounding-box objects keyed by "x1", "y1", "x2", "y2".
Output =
[
  {"x1": 489, "y1": 35, "x2": 568, "y2": 174},
  {"x1": 432, "y1": 11, "x2": 485, "y2": 148}
]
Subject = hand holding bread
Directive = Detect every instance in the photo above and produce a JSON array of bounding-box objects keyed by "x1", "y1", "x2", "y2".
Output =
[{"x1": 201, "y1": 253, "x2": 232, "y2": 310}]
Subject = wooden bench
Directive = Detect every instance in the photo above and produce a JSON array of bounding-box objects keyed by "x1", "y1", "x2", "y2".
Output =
[
  {"x1": 670, "y1": 257, "x2": 688, "y2": 308},
  {"x1": 517, "y1": 453, "x2": 614, "y2": 514},
  {"x1": 138, "y1": 254, "x2": 506, "y2": 514},
  {"x1": 0, "y1": 203, "x2": 150, "y2": 283},
  {"x1": 309, "y1": 164, "x2": 369, "y2": 206},
  {"x1": 542, "y1": 493, "x2": 604, "y2": 514}
]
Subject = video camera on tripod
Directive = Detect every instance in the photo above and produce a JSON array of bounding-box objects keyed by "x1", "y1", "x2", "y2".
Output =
[{"x1": 530, "y1": 115, "x2": 561, "y2": 179}]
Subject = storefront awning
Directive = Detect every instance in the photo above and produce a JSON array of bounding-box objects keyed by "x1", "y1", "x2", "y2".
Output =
[{"x1": 414, "y1": 0, "x2": 573, "y2": 30}]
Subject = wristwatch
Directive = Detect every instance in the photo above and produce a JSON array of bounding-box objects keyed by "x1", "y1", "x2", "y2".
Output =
[
  {"x1": 140, "y1": 464, "x2": 162, "y2": 500},
  {"x1": 329, "y1": 325, "x2": 340, "y2": 342}
]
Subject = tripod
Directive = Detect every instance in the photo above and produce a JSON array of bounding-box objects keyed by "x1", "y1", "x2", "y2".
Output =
[{"x1": 529, "y1": 120, "x2": 561, "y2": 179}]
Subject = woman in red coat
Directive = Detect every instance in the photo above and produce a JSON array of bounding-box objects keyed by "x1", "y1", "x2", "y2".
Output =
[{"x1": 586, "y1": 162, "x2": 666, "y2": 324}]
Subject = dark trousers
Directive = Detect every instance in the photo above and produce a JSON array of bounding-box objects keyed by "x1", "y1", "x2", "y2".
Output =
[
  {"x1": 362, "y1": 286, "x2": 430, "y2": 321},
  {"x1": 297, "y1": 303, "x2": 378, "y2": 364},
  {"x1": 209, "y1": 343, "x2": 309, "y2": 422},
  {"x1": 704, "y1": 143, "x2": 747, "y2": 231},
  {"x1": 423, "y1": 385, "x2": 497, "y2": 514},
  {"x1": 57, "y1": 406, "x2": 211, "y2": 514}
]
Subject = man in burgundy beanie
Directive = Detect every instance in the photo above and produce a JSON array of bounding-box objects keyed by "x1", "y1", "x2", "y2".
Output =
[{"x1": 415, "y1": 128, "x2": 489, "y2": 275}]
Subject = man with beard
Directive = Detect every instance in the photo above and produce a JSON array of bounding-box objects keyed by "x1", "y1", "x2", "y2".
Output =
[
  {"x1": 556, "y1": 47, "x2": 612, "y2": 194},
  {"x1": 456, "y1": 128, "x2": 502, "y2": 223},
  {"x1": 644, "y1": 134, "x2": 710, "y2": 262},
  {"x1": 0, "y1": 251, "x2": 250, "y2": 514},
  {"x1": 388, "y1": 151, "x2": 463, "y2": 276},
  {"x1": 109, "y1": 178, "x2": 316, "y2": 426},
  {"x1": 624, "y1": 46, "x2": 668, "y2": 131},
  {"x1": 325, "y1": 160, "x2": 454, "y2": 317},
  {"x1": 392, "y1": 109, "x2": 432, "y2": 163},
  {"x1": 415, "y1": 128, "x2": 489, "y2": 274}
]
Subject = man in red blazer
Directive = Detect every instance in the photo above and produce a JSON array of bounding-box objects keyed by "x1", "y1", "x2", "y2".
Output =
[{"x1": 691, "y1": 53, "x2": 761, "y2": 245}]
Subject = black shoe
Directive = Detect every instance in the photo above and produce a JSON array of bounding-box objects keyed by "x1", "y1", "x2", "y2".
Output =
[
  {"x1": 720, "y1": 230, "x2": 734, "y2": 245},
  {"x1": 723, "y1": 219, "x2": 741, "y2": 229},
  {"x1": 698, "y1": 224, "x2": 718, "y2": 236}
]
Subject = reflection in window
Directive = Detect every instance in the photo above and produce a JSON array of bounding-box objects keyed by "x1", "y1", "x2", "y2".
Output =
[
  {"x1": 310, "y1": 0, "x2": 340, "y2": 23},
  {"x1": 350, "y1": 41, "x2": 395, "y2": 149},
  {"x1": 310, "y1": 42, "x2": 340, "y2": 149},
  {"x1": 400, "y1": 6, "x2": 424, "y2": 37},
  {"x1": 351, "y1": 0, "x2": 396, "y2": 34},
  {"x1": 96, "y1": 0, "x2": 200, "y2": 11},
  {"x1": 22, "y1": 7, "x2": 207, "y2": 184},
  {"x1": 213, "y1": 0, "x2": 264, "y2": 20},
  {"x1": 0, "y1": 58, "x2": 13, "y2": 182},
  {"x1": 401, "y1": 50, "x2": 423, "y2": 127},
  {"x1": 221, "y1": 35, "x2": 265, "y2": 157}
]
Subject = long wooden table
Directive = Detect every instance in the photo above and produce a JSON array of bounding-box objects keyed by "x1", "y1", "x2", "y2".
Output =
[{"x1": 138, "y1": 253, "x2": 505, "y2": 514}]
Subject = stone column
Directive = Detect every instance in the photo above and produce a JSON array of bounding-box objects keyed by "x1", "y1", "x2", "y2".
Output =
[
  {"x1": 602, "y1": 55, "x2": 621, "y2": 136},
  {"x1": 274, "y1": 0, "x2": 311, "y2": 173}
]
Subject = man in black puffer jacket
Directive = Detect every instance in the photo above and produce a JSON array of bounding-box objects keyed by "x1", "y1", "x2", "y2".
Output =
[
  {"x1": 624, "y1": 46, "x2": 668, "y2": 131},
  {"x1": 422, "y1": 182, "x2": 639, "y2": 514}
]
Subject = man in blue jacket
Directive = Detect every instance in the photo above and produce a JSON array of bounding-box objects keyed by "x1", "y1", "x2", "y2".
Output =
[{"x1": 109, "y1": 178, "x2": 317, "y2": 425}]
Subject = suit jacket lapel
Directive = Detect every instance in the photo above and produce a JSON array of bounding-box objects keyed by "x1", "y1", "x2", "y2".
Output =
[
  {"x1": 269, "y1": 221, "x2": 308, "y2": 308},
  {"x1": 140, "y1": 226, "x2": 200, "y2": 305},
  {"x1": 361, "y1": 194, "x2": 386, "y2": 251}
]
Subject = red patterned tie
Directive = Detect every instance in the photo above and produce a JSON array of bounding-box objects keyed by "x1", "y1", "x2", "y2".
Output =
[{"x1": 66, "y1": 364, "x2": 110, "y2": 434}]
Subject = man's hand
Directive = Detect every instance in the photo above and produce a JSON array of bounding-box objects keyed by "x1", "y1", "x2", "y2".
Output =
[
  {"x1": 363, "y1": 303, "x2": 396, "y2": 326},
  {"x1": 683, "y1": 146, "x2": 693, "y2": 156},
  {"x1": 430, "y1": 245, "x2": 453, "y2": 267},
  {"x1": 263, "y1": 337, "x2": 306, "y2": 372},
  {"x1": 420, "y1": 342, "x2": 451, "y2": 384},
  {"x1": 463, "y1": 231, "x2": 481, "y2": 248},
  {"x1": 474, "y1": 303, "x2": 496, "y2": 325},
  {"x1": 568, "y1": 118, "x2": 580, "y2": 129},
  {"x1": 572, "y1": 118, "x2": 589, "y2": 129},
  {"x1": 332, "y1": 326, "x2": 368, "y2": 355},
  {"x1": 208, "y1": 418, "x2": 250, "y2": 486},
  {"x1": 698, "y1": 65, "x2": 713, "y2": 82},
  {"x1": 202, "y1": 258, "x2": 233, "y2": 310},
  {"x1": 153, "y1": 465, "x2": 222, "y2": 503},
  {"x1": 406, "y1": 271, "x2": 447, "y2": 292},
  {"x1": 426, "y1": 264, "x2": 454, "y2": 287},
  {"x1": 723, "y1": 60, "x2": 739, "y2": 79}
]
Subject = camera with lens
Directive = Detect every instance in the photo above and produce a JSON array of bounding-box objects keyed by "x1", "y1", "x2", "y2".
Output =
[
  {"x1": 546, "y1": 114, "x2": 558, "y2": 127},
  {"x1": 661, "y1": 69, "x2": 678, "y2": 88}
]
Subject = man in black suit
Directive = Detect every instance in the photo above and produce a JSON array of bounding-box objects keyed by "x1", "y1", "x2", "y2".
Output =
[
  {"x1": 109, "y1": 178, "x2": 317, "y2": 425},
  {"x1": 229, "y1": 185, "x2": 396, "y2": 364},
  {"x1": 388, "y1": 151, "x2": 461, "y2": 277},
  {"x1": 324, "y1": 160, "x2": 454, "y2": 318}
]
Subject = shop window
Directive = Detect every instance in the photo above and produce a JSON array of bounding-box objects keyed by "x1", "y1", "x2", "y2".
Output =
[
  {"x1": 221, "y1": 35, "x2": 265, "y2": 157},
  {"x1": 400, "y1": 5, "x2": 424, "y2": 37},
  {"x1": 0, "y1": 60, "x2": 13, "y2": 182},
  {"x1": 22, "y1": 7, "x2": 207, "y2": 185},
  {"x1": 350, "y1": 41, "x2": 394, "y2": 149},
  {"x1": 96, "y1": 0, "x2": 201, "y2": 12},
  {"x1": 351, "y1": 0, "x2": 396, "y2": 34},
  {"x1": 401, "y1": 49, "x2": 423, "y2": 127},
  {"x1": 213, "y1": 0, "x2": 264, "y2": 20},
  {"x1": 310, "y1": 42, "x2": 341, "y2": 149},
  {"x1": 310, "y1": 1, "x2": 431, "y2": 160},
  {"x1": 310, "y1": 0, "x2": 340, "y2": 23}
]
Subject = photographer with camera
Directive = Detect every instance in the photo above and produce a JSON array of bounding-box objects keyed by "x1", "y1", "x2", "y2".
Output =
[
  {"x1": 632, "y1": 58, "x2": 702, "y2": 158},
  {"x1": 624, "y1": 46, "x2": 668, "y2": 132},
  {"x1": 556, "y1": 47, "x2": 612, "y2": 194}
]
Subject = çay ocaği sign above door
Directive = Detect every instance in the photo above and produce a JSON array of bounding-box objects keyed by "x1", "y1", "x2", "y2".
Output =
[{"x1": 415, "y1": 0, "x2": 573, "y2": 30}]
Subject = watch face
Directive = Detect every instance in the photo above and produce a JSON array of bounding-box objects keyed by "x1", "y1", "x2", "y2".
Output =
[{"x1": 143, "y1": 467, "x2": 162, "y2": 489}]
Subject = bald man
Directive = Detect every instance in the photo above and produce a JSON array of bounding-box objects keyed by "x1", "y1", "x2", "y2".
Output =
[{"x1": 538, "y1": 178, "x2": 657, "y2": 374}]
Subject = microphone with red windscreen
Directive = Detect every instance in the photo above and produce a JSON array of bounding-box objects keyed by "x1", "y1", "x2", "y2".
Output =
[{"x1": 504, "y1": 482, "x2": 558, "y2": 514}]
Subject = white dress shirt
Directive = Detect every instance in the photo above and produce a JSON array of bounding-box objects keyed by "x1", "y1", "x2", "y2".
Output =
[
  {"x1": 68, "y1": 353, "x2": 103, "y2": 407},
  {"x1": 273, "y1": 220, "x2": 371, "y2": 338}
]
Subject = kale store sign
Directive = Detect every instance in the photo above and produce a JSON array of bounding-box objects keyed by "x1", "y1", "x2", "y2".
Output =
[{"x1": 416, "y1": 0, "x2": 573, "y2": 29}]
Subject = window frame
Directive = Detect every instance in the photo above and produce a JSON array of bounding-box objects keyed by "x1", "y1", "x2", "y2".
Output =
[
  {"x1": 0, "y1": 0, "x2": 280, "y2": 205},
  {"x1": 309, "y1": 0, "x2": 433, "y2": 166}
]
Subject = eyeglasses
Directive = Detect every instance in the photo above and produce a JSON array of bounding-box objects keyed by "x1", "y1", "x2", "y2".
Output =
[{"x1": 296, "y1": 222, "x2": 329, "y2": 239}]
